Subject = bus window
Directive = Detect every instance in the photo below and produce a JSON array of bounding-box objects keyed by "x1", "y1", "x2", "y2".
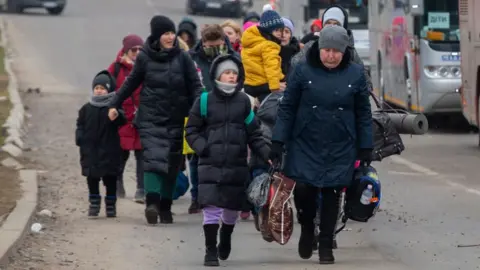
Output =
[{"x1": 422, "y1": 0, "x2": 459, "y2": 42}]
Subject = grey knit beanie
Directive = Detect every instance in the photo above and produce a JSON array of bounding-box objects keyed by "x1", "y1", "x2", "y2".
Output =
[
  {"x1": 317, "y1": 25, "x2": 349, "y2": 53},
  {"x1": 215, "y1": 59, "x2": 239, "y2": 79}
]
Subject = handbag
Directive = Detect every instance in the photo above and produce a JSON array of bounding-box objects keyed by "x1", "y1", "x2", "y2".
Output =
[
  {"x1": 246, "y1": 171, "x2": 271, "y2": 208},
  {"x1": 369, "y1": 92, "x2": 405, "y2": 161},
  {"x1": 182, "y1": 118, "x2": 195, "y2": 155},
  {"x1": 267, "y1": 169, "x2": 296, "y2": 245}
]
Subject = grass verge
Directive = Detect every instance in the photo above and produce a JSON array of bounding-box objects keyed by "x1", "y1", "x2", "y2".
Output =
[{"x1": 0, "y1": 35, "x2": 21, "y2": 224}]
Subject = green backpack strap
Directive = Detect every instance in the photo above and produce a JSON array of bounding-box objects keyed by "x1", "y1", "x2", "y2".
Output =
[
  {"x1": 244, "y1": 109, "x2": 254, "y2": 125},
  {"x1": 200, "y1": 91, "x2": 208, "y2": 118}
]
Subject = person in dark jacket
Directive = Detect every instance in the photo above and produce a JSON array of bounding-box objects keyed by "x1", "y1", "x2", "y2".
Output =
[
  {"x1": 280, "y1": 17, "x2": 301, "y2": 78},
  {"x1": 300, "y1": 19, "x2": 322, "y2": 45},
  {"x1": 243, "y1": 11, "x2": 260, "y2": 24},
  {"x1": 187, "y1": 24, "x2": 238, "y2": 214},
  {"x1": 190, "y1": 24, "x2": 238, "y2": 92},
  {"x1": 108, "y1": 15, "x2": 203, "y2": 225},
  {"x1": 76, "y1": 70, "x2": 126, "y2": 218},
  {"x1": 185, "y1": 54, "x2": 270, "y2": 267},
  {"x1": 269, "y1": 25, "x2": 373, "y2": 264},
  {"x1": 177, "y1": 17, "x2": 198, "y2": 48},
  {"x1": 292, "y1": 5, "x2": 364, "y2": 70},
  {"x1": 107, "y1": 34, "x2": 145, "y2": 203}
]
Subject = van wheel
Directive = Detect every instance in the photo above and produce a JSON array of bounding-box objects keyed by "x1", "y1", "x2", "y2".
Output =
[
  {"x1": 47, "y1": 6, "x2": 64, "y2": 15},
  {"x1": 7, "y1": 0, "x2": 23, "y2": 13}
]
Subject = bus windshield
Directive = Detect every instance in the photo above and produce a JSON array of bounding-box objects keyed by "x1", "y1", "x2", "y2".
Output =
[
  {"x1": 420, "y1": 0, "x2": 459, "y2": 41},
  {"x1": 308, "y1": 0, "x2": 368, "y2": 29}
]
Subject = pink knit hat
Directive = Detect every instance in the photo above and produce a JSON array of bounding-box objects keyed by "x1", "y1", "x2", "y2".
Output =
[
  {"x1": 122, "y1": 34, "x2": 144, "y2": 53},
  {"x1": 243, "y1": 21, "x2": 259, "y2": 31}
]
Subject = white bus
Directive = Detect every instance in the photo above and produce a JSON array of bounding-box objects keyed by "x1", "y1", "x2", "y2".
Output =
[
  {"x1": 458, "y1": 0, "x2": 480, "y2": 142},
  {"x1": 368, "y1": 0, "x2": 461, "y2": 116}
]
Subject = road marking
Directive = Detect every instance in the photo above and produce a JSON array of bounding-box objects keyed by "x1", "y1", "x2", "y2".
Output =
[
  {"x1": 389, "y1": 156, "x2": 439, "y2": 176},
  {"x1": 389, "y1": 156, "x2": 480, "y2": 197},
  {"x1": 387, "y1": 171, "x2": 425, "y2": 176}
]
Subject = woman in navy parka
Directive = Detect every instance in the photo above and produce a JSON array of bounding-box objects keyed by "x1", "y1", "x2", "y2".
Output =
[{"x1": 269, "y1": 25, "x2": 373, "y2": 264}]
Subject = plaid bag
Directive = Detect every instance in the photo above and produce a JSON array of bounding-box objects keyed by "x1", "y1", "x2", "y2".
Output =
[{"x1": 267, "y1": 171, "x2": 296, "y2": 245}]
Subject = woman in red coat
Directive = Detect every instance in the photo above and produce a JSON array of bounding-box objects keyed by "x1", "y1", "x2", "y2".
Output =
[{"x1": 107, "y1": 34, "x2": 144, "y2": 203}]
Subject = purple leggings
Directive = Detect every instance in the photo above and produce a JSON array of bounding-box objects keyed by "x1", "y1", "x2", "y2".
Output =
[{"x1": 202, "y1": 205, "x2": 239, "y2": 225}]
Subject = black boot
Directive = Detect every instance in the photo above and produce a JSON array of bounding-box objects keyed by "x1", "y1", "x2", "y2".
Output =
[
  {"x1": 203, "y1": 224, "x2": 220, "y2": 267},
  {"x1": 188, "y1": 199, "x2": 200, "y2": 214},
  {"x1": 218, "y1": 224, "x2": 234, "y2": 260},
  {"x1": 318, "y1": 237, "x2": 335, "y2": 264},
  {"x1": 312, "y1": 226, "x2": 319, "y2": 251},
  {"x1": 116, "y1": 179, "x2": 126, "y2": 198},
  {"x1": 88, "y1": 194, "x2": 101, "y2": 217},
  {"x1": 145, "y1": 193, "x2": 160, "y2": 225},
  {"x1": 105, "y1": 196, "x2": 117, "y2": 218},
  {"x1": 159, "y1": 198, "x2": 173, "y2": 224},
  {"x1": 298, "y1": 223, "x2": 315, "y2": 259}
]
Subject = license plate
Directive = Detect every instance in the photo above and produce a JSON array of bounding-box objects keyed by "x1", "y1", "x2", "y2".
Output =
[
  {"x1": 43, "y1": 2, "x2": 58, "y2": 8},
  {"x1": 206, "y1": 2, "x2": 221, "y2": 8}
]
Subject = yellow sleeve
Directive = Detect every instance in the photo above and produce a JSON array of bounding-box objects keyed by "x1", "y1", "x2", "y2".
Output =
[{"x1": 261, "y1": 42, "x2": 284, "y2": 91}]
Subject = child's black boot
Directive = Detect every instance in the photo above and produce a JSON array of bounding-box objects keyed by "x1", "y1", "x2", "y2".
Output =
[
  {"x1": 145, "y1": 193, "x2": 160, "y2": 224},
  {"x1": 203, "y1": 224, "x2": 220, "y2": 267},
  {"x1": 88, "y1": 194, "x2": 101, "y2": 217},
  {"x1": 158, "y1": 198, "x2": 173, "y2": 224},
  {"x1": 217, "y1": 224, "x2": 234, "y2": 260},
  {"x1": 105, "y1": 196, "x2": 117, "y2": 218}
]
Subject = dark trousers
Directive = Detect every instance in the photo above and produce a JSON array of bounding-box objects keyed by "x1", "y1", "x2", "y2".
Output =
[
  {"x1": 118, "y1": 150, "x2": 144, "y2": 189},
  {"x1": 294, "y1": 183, "x2": 340, "y2": 246},
  {"x1": 87, "y1": 175, "x2": 117, "y2": 197}
]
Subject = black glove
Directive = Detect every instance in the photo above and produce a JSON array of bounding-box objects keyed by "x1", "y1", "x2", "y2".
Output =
[
  {"x1": 357, "y1": 148, "x2": 373, "y2": 165},
  {"x1": 269, "y1": 141, "x2": 284, "y2": 166}
]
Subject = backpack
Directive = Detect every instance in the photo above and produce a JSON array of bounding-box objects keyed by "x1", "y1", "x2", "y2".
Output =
[
  {"x1": 199, "y1": 91, "x2": 254, "y2": 125},
  {"x1": 342, "y1": 164, "x2": 381, "y2": 224}
]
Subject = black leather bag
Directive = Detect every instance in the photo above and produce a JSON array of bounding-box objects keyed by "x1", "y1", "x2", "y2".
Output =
[{"x1": 369, "y1": 92, "x2": 405, "y2": 161}]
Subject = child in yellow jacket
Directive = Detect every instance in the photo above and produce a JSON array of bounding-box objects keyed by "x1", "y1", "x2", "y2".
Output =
[{"x1": 241, "y1": 10, "x2": 285, "y2": 103}]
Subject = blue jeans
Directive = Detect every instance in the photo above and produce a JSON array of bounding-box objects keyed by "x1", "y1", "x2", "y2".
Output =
[{"x1": 188, "y1": 154, "x2": 199, "y2": 200}]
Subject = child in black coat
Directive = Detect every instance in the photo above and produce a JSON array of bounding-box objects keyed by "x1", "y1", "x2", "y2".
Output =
[
  {"x1": 185, "y1": 54, "x2": 270, "y2": 267},
  {"x1": 76, "y1": 70, "x2": 126, "y2": 218}
]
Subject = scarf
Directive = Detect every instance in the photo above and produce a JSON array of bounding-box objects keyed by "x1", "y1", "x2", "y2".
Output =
[
  {"x1": 215, "y1": 80, "x2": 237, "y2": 96},
  {"x1": 89, "y1": 92, "x2": 117, "y2": 107}
]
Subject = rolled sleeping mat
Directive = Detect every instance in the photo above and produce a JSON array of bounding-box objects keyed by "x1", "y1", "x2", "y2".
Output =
[{"x1": 387, "y1": 113, "x2": 429, "y2": 135}]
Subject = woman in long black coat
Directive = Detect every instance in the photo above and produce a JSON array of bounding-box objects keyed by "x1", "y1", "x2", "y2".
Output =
[
  {"x1": 269, "y1": 25, "x2": 373, "y2": 264},
  {"x1": 108, "y1": 15, "x2": 203, "y2": 225}
]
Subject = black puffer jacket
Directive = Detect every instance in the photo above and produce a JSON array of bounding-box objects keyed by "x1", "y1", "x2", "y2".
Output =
[
  {"x1": 280, "y1": 36, "x2": 301, "y2": 79},
  {"x1": 185, "y1": 54, "x2": 270, "y2": 210},
  {"x1": 111, "y1": 36, "x2": 203, "y2": 176},
  {"x1": 76, "y1": 102, "x2": 126, "y2": 178}
]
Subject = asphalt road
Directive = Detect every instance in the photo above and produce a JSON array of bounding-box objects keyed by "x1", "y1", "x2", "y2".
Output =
[{"x1": 2, "y1": 0, "x2": 480, "y2": 269}]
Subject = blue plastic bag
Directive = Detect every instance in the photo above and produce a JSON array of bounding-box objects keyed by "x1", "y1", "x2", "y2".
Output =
[{"x1": 173, "y1": 171, "x2": 190, "y2": 200}]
